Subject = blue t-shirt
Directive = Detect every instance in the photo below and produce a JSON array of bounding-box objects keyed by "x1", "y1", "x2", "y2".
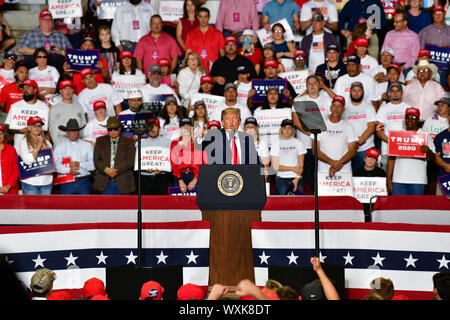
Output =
[
  {"x1": 408, "y1": 11, "x2": 432, "y2": 34},
  {"x1": 262, "y1": 0, "x2": 300, "y2": 30},
  {"x1": 434, "y1": 128, "x2": 450, "y2": 177}
]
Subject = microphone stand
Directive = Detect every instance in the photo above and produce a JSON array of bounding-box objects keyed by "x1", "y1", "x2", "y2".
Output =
[{"x1": 311, "y1": 129, "x2": 321, "y2": 259}]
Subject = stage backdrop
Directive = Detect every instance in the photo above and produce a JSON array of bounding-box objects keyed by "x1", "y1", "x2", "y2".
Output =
[
  {"x1": 0, "y1": 221, "x2": 210, "y2": 299},
  {"x1": 251, "y1": 221, "x2": 450, "y2": 300}
]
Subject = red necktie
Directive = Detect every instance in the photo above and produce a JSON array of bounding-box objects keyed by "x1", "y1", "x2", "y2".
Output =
[{"x1": 232, "y1": 136, "x2": 240, "y2": 165}]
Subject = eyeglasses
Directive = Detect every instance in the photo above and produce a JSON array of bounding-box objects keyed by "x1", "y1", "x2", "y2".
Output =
[
  {"x1": 295, "y1": 56, "x2": 305, "y2": 60},
  {"x1": 37, "y1": 56, "x2": 48, "y2": 59},
  {"x1": 273, "y1": 30, "x2": 283, "y2": 33},
  {"x1": 6, "y1": 57, "x2": 16, "y2": 60},
  {"x1": 107, "y1": 128, "x2": 120, "y2": 131},
  {"x1": 418, "y1": 69, "x2": 430, "y2": 73}
]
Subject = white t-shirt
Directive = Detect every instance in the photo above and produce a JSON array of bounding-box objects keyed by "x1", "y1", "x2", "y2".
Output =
[
  {"x1": 343, "y1": 101, "x2": 377, "y2": 151},
  {"x1": 370, "y1": 64, "x2": 406, "y2": 82},
  {"x1": 270, "y1": 136, "x2": 307, "y2": 178},
  {"x1": 309, "y1": 33, "x2": 325, "y2": 72},
  {"x1": 256, "y1": 138, "x2": 270, "y2": 162},
  {"x1": 5, "y1": 99, "x2": 49, "y2": 152},
  {"x1": 300, "y1": 0, "x2": 338, "y2": 35},
  {"x1": 142, "y1": 83, "x2": 181, "y2": 105},
  {"x1": 158, "y1": 116, "x2": 180, "y2": 141},
  {"x1": 393, "y1": 129, "x2": 428, "y2": 185},
  {"x1": 292, "y1": 92, "x2": 332, "y2": 149},
  {"x1": 314, "y1": 118, "x2": 358, "y2": 174},
  {"x1": 422, "y1": 113, "x2": 449, "y2": 152},
  {"x1": 0, "y1": 68, "x2": 15, "y2": 83},
  {"x1": 360, "y1": 55, "x2": 379, "y2": 76},
  {"x1": 28, "y1": 65, "x2": 60, "y2": 102},
  {"x1": 235, "y1": 81, "x2": 252, "y2": 107},
  {"x1": 376, "y1": 101, "x2": 411, "y2": 155},
  {"x1": 334, "y1": 73, "x2": 378, "y2": 104},
  {"x1": 82, "y1": 118, "x2": 108, "y2": 144},
  {"x1": 78, "y1": 83, "x2": 123, "y2": 122}
]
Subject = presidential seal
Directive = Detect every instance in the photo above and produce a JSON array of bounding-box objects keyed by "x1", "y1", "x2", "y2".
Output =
[{"x1": 217, "y1": 170, "x2": 244, "y2": 197}]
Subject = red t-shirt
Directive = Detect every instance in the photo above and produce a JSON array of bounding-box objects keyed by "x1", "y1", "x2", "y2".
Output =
[
  {"x1": 0, "y1": 83, "x2": 23, "y2": 113},
  {"x1": 185, "y1": 26, "x2": 225, "y2": 74},
  {"x1": 71, "y1": 57, "x2": 108, "y2": 95},
  {"x1": 237, "y1": 47, "x2": 262, "y2": 67}
]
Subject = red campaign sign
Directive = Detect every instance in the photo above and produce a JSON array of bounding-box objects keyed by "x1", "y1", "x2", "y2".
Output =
[{"x1": 388, "y1": 130, "x2": 427, "y2": 158}]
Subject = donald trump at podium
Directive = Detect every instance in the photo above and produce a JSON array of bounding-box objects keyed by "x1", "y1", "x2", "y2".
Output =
[{"x1": 196, "y1": 107, "x2": 260, "y2": 165}]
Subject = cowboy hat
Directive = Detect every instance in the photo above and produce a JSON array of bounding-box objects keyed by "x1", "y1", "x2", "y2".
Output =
[
  {"x1": 100, "y1": 116, "x2": 122, "y2": 129},
  {"x1": 412, "y1": 59, "x2": 438, "y2": 77},
  {"x1": 58, "y1": 118, "x2": 86, "y2": 132}
]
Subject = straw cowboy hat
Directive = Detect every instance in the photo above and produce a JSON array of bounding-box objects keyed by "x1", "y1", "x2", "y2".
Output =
[{"x1": 412, "y1": 59, "x2": 438, "y2": 77}]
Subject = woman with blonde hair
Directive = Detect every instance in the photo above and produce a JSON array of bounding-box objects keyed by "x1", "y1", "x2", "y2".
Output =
[
  {"x1": 176, "y1": 51, "x2": 206, "y2": 110},
  {"x1": 18, "y1": 116, "x2": 53, "y2": 194},
  {"x1": 270, "y1": 119, "x2": 306, "y2": 195}
]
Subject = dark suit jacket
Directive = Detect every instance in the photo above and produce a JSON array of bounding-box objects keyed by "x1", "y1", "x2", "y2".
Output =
[
  {"x1": 93, "y1": 135, "x2": 136, "y2": 194},
  {"x1": 197, "y1": 129, "x2": 261, "y2": 165}
]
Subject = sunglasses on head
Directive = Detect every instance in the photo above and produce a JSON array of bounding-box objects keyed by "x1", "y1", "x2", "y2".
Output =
[{"x1": 108, "y1": 127, "x2": 120, "y2": 131}]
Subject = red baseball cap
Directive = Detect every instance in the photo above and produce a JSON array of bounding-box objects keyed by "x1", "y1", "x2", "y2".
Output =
[
  {"x1": 264, "y1": 59, "x2": 278, "y2": 68},
  {"x1": 23, "y1": 79, "x2": 39, "y2": 90},
  {"x1": 27, "y1": 116, "x2": 45, "y2": 126},
  {"x1": 158, "y1": 58, "x2": 170, "y2": 67},
  {"x1": 433, "y1": 5, "x2": 445, "y2": 13},
  {"x1": 200, "y1": 75, "x2": 214, "y2": 84},
  {"x1": 119, "y1": 50, "x2": 133, "y2": 59},
  {"x1": 80, "y1": 68, "x2": 93, "y2": 79},
  {"x1": 93, "y1": 100, "x2": 106, "y2": 111},
  {"x1": 332, "y1": 95, "x2": 346, "y2": 106},
  {"x1": 355, "y1": 37, "x2": 369, "y2": 47},
  {"x1": 82, "y1": 278, "x2": 107, "y2": 299},
  {"x1": 177, "y1": 283, "x2": 205, "y2": 300},
  {"x1": 418, "y1": 49, "x2": 430, "y2": 58},
  {"x1": 207, "y1": 120, "x2": 221, "y2": 129},
  {"x1": 140, "y1": 281, "x2": 164, "y2": 300},
  {"x1": 365, "y1": 148, "x2": 381, "y2": 159},
  {"x1": 294, "y1": 50, "x2": 306, "y2": 58},
  {"x1": 386, "y1": 63, "x2": 402, "y2": 73},
  {"x1": 0, "y1": 124, "x2": 5, "y2": 132},
  {"x1": 405, "y1": 107, "x2": 420, "y2": 118},
  {"x1": 224, "y1": 35, "x2": 238, "y2": 44},
  {"x1": 39, "y1": 10, "x2": 53, "y2": 19},
  {"x1": 59, "y1": 79, "x2": 74, "y2": 89}
]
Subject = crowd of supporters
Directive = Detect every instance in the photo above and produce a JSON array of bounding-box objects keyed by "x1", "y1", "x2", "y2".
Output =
[{"x1": 0, "y1": 0, "x2": 449, "y2": 199}]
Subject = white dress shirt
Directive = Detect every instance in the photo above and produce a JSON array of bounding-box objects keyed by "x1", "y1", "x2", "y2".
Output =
[
  {"x1": 54, "y1": 138, "x2": 95, "y2": 178},
  {"x1": 111, "y1": 1, "x2": 156, "y2": 46}
]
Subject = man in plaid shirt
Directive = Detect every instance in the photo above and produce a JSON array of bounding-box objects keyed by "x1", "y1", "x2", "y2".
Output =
[{"x1": 18, "y1": 10, "x2": 71, "y2": 75}]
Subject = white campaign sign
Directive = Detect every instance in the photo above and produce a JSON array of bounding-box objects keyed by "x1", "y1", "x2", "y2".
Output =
[
  {"x1": 318, "y1": 172, "x2": 353, "y2": 196},
  {"x1": 256, "y1": 18, "x2": 295, "y2": 47},
  {"x1": 352, "y1": 177, "x2": 387, "y2": 204},
  {"x1": 159, "y1": 1, "x2": 185, "y2": 21},
  {"x1": 8, "y1": 107, "x2": 49, "y2": 131},
  {"x1": 112, "y1": 74, "x2": 146, "y2": 99},
  {"x1": 97, "y1": 1, "x2": 127, "y2": 20},
  {"x1": 48, "y1": 0, "x2": 83, "y2": 19},
  {"x1": 278, "y1": 71, "x2": 309, "y2": 95},
  {"x1": 191, "y1": 93, "x2": 225, "y2": 118},
  {"x1": 135, "y1": 146, "x2": 172, "y2": 172},
  {"x1": 253, "y1": 108, "x2": 292, "y2": 135}
]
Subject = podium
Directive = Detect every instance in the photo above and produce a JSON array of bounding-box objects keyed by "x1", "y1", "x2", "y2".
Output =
[{"x1": 196, "y1": 164, "x2": 266, "y2": 286}]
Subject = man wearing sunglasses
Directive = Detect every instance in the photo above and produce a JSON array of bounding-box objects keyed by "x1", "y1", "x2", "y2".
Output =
[{"x1": 93, "y1": 116, "x2": 136, "y2": 195}]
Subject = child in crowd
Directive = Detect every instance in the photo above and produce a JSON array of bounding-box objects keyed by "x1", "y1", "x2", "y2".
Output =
[
  {"x1": 159, "y1": 58, "x2": 177, "y2": 90},
  {"x1": 235, "y1": 66, "x2": 252, "y2": 107},
  {"x1": 97, "y1": 25, "x2": 120, "y2": 77}
]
